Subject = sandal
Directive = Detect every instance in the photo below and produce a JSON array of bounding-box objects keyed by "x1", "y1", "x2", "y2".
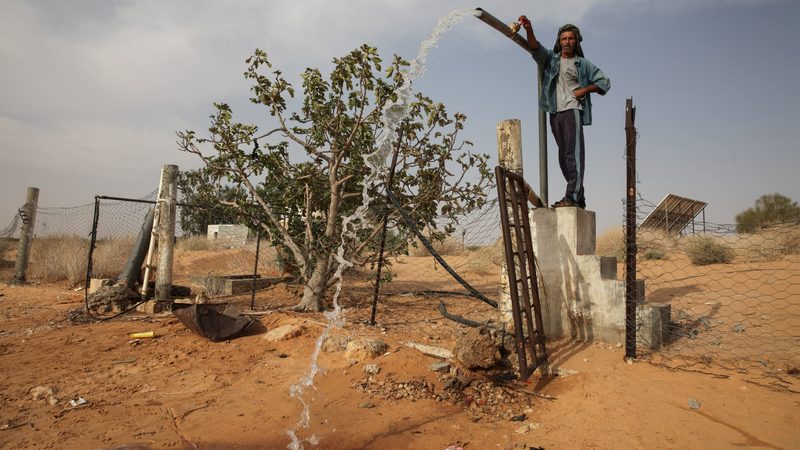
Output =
[{"x1": 551, "y1": 197, "x2": 578, "y2": 208}]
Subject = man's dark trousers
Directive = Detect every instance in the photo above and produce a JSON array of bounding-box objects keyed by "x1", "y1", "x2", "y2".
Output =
[{"x1": 550, "y1": 109, "x2": 586, "y2": 206}]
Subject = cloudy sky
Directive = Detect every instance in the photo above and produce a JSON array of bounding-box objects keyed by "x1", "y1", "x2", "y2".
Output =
[{"x1": 2, "y1": 0, "x2": 798, "y2": 233}]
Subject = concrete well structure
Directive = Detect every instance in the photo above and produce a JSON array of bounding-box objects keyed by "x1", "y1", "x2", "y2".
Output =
[{"x1": 528, "y1": 207, "x2": 667, "y2": 347}]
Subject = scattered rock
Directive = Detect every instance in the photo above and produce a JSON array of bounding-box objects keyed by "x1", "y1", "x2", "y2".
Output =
[
  {"x1": 345, "y1": 339, "x2": 388, "y2": 362},
  {"x1": 615, "y1": 343, "x2": 623, "y2": 348},
  {"x1": 31, "y1": 385, "x2": 59, "y2": 405},
  {"x1": 454, "y1": 327, "x2": 501, "y2": 369},
  {"x1": 321, "y1": 334, "x2": 351, "y2": 352},
  {"x1": 688, "y1": 399, "x2": 701, "y2": 410},
  {"x1": 364, "y1": 364, "x2": 380, "y2": 375},
  {"x1": 88, "y1": 278, "x2": 114, "y2": 295},
  {"x1": 261, "y1": 324, "x2": 305, "y2": 342},
  {"x1": 86, "y1": 285, "x2": 139, "y2": 314},
  {"x1": 514, "y1": 423, "x2": 540, "y2": 434},
  {"x1": 429, "y1": 362, "x2": 451, "y2": 373},
  {"x1": 732, "y1": 323, "x2": 746, "y2": 333},
  {"x1": 552, "y1": 367, "x2": 578, "y2": 377},
  {"x1": 358, "y1": 402, "x2": 376, "y2": 409},
  {"x1": 403, "y1": 341, "x2": 453, "y2": 359},
  {"x1": 66, "y1": 307, "x2": 94, "y2": 324},
  {"x1": 30, "y1": 385, "x2": 54, "y2": 401}
]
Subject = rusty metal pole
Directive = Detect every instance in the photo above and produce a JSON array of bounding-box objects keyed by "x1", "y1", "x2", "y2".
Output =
[
  {"x1": 155, "y1": 165, "x2": 178, "y2": 305},
  {"x1": 624, "y1": 98, "x2": 638, "y2": 359},
  {"x1": 12, "y1": 187, "x2": 39, "y2": 284},
  {"x1": 537, "y1": 66, "x2": 548, "y2": 206},
  {"x1": 497, "y1": 119, "x2": 523, "y2": 330}
]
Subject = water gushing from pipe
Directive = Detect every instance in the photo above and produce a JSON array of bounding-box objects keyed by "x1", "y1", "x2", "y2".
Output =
[{"x1": 286, "y1": 8, "x2": 478, "y2": 449}]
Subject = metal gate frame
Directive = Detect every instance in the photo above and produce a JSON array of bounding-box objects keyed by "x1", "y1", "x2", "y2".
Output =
[{"x1": 495, "y1": 166, "x2": 548, "y2": 380}]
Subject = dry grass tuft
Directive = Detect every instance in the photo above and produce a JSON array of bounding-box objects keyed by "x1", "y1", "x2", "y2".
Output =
[
  {"x1": 92, "y1": 237, "x2": 135, "y2": 279},
  {"x1": 0, "y1": 238, "x2": 15, "y2": 260},
  {"x1": 27, "y1": 235, "x2": 133, "y2": 284},
  {"x1": 597, "y1": 227, "x2": 676, "y2": 262},
  {"x1": 462, "y1": 239, "x2": 503, "y2": 274},
  {"x1": 408, "y1": 236, "x2": 465, "y2": 257},
  {"x1": 682, "y1": 235, "x2": 734, "y2": 266},
  {"x1": 732, "y1": 224, "x2": 800, "y2": 262},
  {"x1": 29, "y1": 236, "x2": 88, "y2": 284},
  {"x1": 596, "y1": 227, "x2": 625, "y2": 260},
  {"x1": 176, "y1": 235, "x2": 218, "y2": 252}
]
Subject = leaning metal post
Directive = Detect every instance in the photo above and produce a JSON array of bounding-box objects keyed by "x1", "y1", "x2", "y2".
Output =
[
  {"x1": 369, "y1": 138, "x2": 402, "y2": 325},
  {"x1": 624, "y1": 98, "x2": 638, "y2": 359},
  {"x1": 83, "y1": 196, "x2": 101, "y2": 315},
  {"x1": 250, "y1": 230, "x2": 261, "y2": 310}
]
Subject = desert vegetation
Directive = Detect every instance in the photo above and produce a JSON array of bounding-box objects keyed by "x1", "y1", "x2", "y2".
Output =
[
  {"x1": 596, "y1": 224, "x2": 800, "y2": 266},
  {"x1": 27, "y1": 235, "x2": 133, "y2": 285},
  {"x1": 735, "y1": 193, "x2": 800, "y2": 233}
]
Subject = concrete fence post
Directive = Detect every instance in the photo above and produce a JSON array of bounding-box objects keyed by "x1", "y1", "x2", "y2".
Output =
[
  {"x1": 155, "y1": 164, "x2": 178, "y2": 303},
  {"x1": 13, "y1": 187, "x2": 39, "y2": 284},
  {"x1": 497, "y1": 119, "x2": 523, "y2": 330}
]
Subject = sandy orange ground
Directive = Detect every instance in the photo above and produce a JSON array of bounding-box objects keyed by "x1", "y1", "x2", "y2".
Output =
[{"x1": 0, "y1": 277, "x2": 798, "y2": 450}]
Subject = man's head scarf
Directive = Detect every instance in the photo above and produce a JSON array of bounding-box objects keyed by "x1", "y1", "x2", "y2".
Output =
[{"x1": 554, "y1": 24, "x2": 584, "y2": 57}]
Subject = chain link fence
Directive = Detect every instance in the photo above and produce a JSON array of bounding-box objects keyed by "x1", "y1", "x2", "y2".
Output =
[{"x1": 617, "y1": 197, "x2": 800, "y2": 382}]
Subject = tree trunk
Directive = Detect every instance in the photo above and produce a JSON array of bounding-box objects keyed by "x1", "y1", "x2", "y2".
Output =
[{"x1": 295, "y1": 257, "x2": 330, "y2": 311}]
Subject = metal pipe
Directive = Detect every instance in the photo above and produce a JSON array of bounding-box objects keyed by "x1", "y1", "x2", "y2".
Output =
[
  {"x1": 141, "y1": 169, "x2": 165, "y2": 299},
  {"x1": 474, "y1": 8, "x2": 532, "y2": 54},
  {"x1": 475, "y1": 8, "x2": 548, "y2": 205}
]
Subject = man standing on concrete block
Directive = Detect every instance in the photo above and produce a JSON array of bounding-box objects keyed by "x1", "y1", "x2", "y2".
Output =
[{"x1": 520, "y1": 16, "x2": 611, "y2": 209}]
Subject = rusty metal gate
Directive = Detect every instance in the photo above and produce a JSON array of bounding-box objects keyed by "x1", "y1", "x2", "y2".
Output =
[{"x1": 495, "y1": 166, "x2": 548, "y2": 380}]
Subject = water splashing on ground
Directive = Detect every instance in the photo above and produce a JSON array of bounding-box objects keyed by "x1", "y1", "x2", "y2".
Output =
[{"x1": 286, "y1": 8, "x2": 478, "y2": 449}]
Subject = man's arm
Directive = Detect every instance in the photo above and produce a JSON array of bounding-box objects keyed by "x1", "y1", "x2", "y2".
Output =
[
  {"x1": 520, "y1": 15, "x2": 549, "y2": 65},
  {"x1": 575, "y1": 62, "x2": 611, "y2": 99},
  {"x1": 519, "y1": 15, "x2": 538, "y2": 51},
  {"x1": 573, "y1": 84, "x2": 602, "y2": 99}
]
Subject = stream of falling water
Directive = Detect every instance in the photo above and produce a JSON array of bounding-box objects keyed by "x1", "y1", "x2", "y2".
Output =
[{"x1": 286, "y1": 8, "x2": 478, "y2": 449}]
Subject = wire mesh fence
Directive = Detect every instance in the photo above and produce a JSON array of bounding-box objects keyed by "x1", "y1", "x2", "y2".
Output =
[
  {"x1": 623, "y1": 199, "x2": 800, "y2": 377},
  {"x1": 376, "y1": 198, "x2": 502, "y2": 302},
  {"x1": 6, "y1": 178, "x2": 797, "y2": 382}
]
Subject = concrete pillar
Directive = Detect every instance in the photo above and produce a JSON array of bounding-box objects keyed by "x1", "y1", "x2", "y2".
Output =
[
  {"x1": 12, "y1": 187, "x2": 39, "y2": 284},
  {"x1": 155, "y1": 165, "x2": 178, "y2": 303},
  {"x1": 497, "y1": 119, "x2": 522, "y2": 330}
]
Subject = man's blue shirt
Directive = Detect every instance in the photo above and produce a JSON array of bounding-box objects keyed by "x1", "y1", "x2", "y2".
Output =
[{"x1": 532, "y1": 45, "x2": 611, "y2": 126}]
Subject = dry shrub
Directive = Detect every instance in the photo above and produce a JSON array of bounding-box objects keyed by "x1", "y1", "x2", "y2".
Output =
[
  {"x1": 29, "y1": 235, "x2": 132, "y2": 283},
  {"x1": 408, "y1": 235, "x2": 465, "y2": 257},
  {"x1": 92, "y1": 237, "x2": 135, "y2": 278},
  {"x1": 596, "y1": 227, "x2": 624, "y2": 260},
  {"x1": 682, "y1": 235, "x2": 734, "y2": 266},
  {"x1": 176, "y1": 235, "x2": 219, "y2": 252},
  {"x1": 597, "y1": 227, "x2": 675, "y2": 261},
  {"x1": 0, "y1": 238, "x2": 15, "y2": 260},
  {"x1": 733, "y1": 224, "x2": 800, "y2": 262},
  {"x1": 29, "y1": 235, "x2": 88, "y2": 284},
  {"x1": 463, "y1": 239, "x2": 503, "y2": 274},
  {"x1": 638, "y1": 229, "x2": 675, "y2": 260}
]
